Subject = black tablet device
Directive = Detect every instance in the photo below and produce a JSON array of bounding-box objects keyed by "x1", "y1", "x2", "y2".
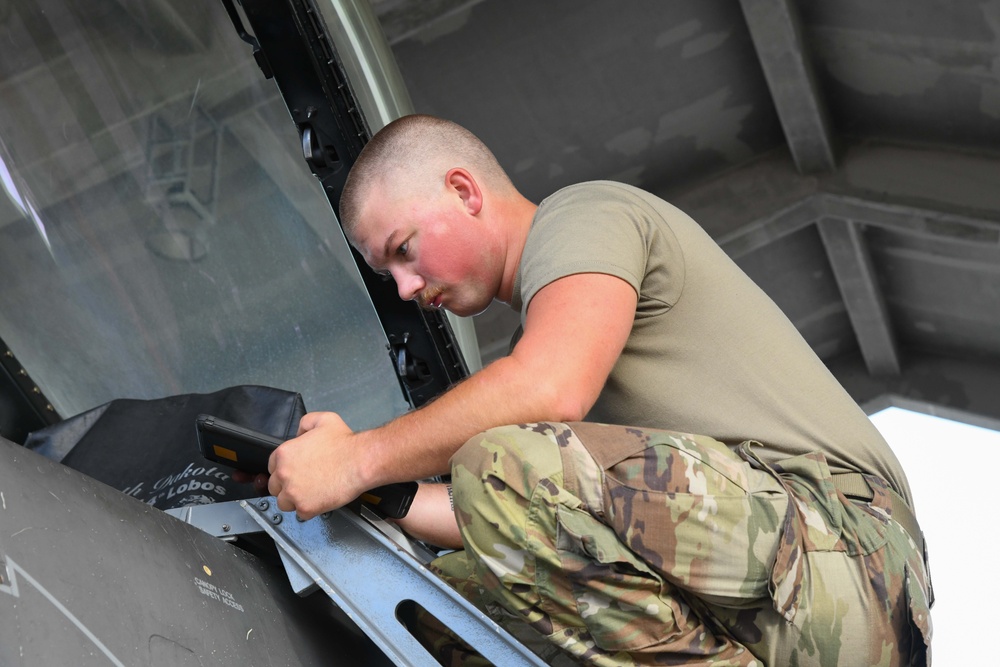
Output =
[
  {"x1": 196, "y1": 414, "x2": 282, "y2": 475},
  {"x1": 195, "y1": 414, "x2": 417, "y2": 519}
]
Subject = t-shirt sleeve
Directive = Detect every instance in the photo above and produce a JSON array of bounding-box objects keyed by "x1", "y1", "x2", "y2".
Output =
[{"x1": 518, "y1": 185, "x2": 675, "y2": 314}]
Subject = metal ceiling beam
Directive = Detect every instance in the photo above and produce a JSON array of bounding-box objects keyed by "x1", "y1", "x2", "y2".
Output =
[
  {"x1": 719, "y1": 192, "x2": 1000, "y2": 259},
  {"x1": 824, "y1": 194, "x2": 1000, "y2": 244},
  {"x1": 715, "y1": 197, "x2": 820, "y2": 259},
  {"x1": 739, "y1": 0, "x2": 836, "y2": 173},
  {"x1": 714, "y1": 192, "x2": 905, "y2": 378},
  {"x1": 816, "y1": 217, "x2": 900, "y2": 376},
  {"x1": 715, "y1": 187, "x2": 1000, "y2": 378}
]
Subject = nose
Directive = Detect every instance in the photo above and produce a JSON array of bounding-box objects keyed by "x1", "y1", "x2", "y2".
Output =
[{"x1": 393, "y1": 269, "x2": 425, "y2": 302}]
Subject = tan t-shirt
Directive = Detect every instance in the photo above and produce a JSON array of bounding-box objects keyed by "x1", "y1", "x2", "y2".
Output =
[{"x1": 512, "y1": 181, "x2": 912, "y2": 505}]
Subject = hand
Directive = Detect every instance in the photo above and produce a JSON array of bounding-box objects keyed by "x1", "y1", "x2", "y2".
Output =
[{"x1": 267, "y1": 411, "x2": 367, "y2": 520}]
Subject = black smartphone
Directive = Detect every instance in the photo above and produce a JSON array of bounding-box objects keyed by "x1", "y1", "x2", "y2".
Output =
[{"x1": 194, "y1": 414, "x2": 417, "y2": 519}]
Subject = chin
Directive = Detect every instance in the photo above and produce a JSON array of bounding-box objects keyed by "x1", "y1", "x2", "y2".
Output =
[{"x1": 440, "y1": 303, "x2": 481, "y2": 318}]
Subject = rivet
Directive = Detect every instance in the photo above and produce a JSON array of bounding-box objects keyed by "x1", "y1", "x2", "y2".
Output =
[{"x1": 221, "y1": 524, "x2": 231, "y2": 533}]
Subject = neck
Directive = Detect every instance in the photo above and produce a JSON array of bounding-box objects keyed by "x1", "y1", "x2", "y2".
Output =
[{"x1": 495, "y1": 192, "x2": 537, "y2": 306}]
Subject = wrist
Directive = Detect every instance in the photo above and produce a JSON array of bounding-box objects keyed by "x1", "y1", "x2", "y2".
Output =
[{"x1": 351, "y1": 428, "x2": 386, "y2": 490}]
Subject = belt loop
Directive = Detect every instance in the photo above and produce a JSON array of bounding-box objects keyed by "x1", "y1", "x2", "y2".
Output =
[
  {"x1": 830, "y1": 473, "x2": 925, "y2": 556},
  {"x1": 557, "y1": 434, "x2": 580, "y2": 500}
]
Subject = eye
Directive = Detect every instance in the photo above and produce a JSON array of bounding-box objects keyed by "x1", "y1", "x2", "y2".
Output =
[{"x1": 396, "y1": 241, "x2": 409, "y2": 257}]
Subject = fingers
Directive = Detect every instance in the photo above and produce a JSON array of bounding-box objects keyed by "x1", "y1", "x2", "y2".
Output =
[
  {"x1": 296, "y1": 410, "x2": 349, "y2": 436},
  {"x1": 267, "y1": 463, "x2": 287, "y2": 505},
  {"x1": 296, "y1": 412, "x2": 319, "y2": 436},
  {"x1": 267, "y1": 473, "x2": 302, "y2": 517},
  {"x1": 265, "y1": 435, "x2": 324, "y2": 521},
  {"x1": 268, "y1": 412, "x2": 358, "y2": 521},
  {"x1": 269, "y1": 476, "x2": 320, "y2": 521}
]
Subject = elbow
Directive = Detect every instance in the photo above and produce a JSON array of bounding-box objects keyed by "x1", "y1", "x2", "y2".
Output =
[
  {"x1": 501, "y1": 354, "x2": 600, "y2": 423},
  {"x1": 531, "y1": 376, "x2": 595, "y2": 423},
  {"x1": 554, "y1": 392, "x2": 591, "y2": 422}
]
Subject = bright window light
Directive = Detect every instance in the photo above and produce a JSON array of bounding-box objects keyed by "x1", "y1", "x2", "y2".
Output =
[{"x1": 869, "y1": 406, "x2": 1000, "y2": 665}]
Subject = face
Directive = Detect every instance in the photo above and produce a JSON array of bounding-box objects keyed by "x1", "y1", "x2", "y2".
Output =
[{"x1": 349, "y1": 187, "x2": 502, "y2": 317}]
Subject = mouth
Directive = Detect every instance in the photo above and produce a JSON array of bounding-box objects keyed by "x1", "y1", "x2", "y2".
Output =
[{"x1": 418, "y1": 289, "x2": 444, "y2": 310}]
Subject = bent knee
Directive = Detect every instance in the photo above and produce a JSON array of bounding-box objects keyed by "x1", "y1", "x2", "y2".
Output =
[
  {"x1": 451, "y1": 422, "x2": 567, "y2": 490},
  {"x1": 449, "y1": 422, "x2": 571, "y2": 539}
]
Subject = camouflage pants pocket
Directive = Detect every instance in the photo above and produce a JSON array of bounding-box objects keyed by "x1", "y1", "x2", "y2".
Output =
[
  {"x1": 712, "y1": 540, "x2": 930, "y2": 667},
  {"x1": 903, "y1": 561, "x2": 932, "y2": 665},
  {"x1": 705, "y1": 448, "x2": 932, "y2": 666},
  {"x1": 555, "y1": 501, "x2": 690, "y2": 652},
  {"x1": 569, "y1": 423, "x2": 785, "y2": 604},
  {"x1": 554, "y1": 502, "x2": 754, "y2": 662}
]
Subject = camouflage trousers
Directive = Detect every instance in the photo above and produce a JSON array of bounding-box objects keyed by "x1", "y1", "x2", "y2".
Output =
[{"x1": 424, "y1": 422, "x2": 931, "y2": 667}]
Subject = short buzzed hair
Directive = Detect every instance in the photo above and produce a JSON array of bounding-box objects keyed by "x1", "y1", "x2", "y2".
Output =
[{"x1": 339, "y1": 115, "x2": 513, "y2": 236}]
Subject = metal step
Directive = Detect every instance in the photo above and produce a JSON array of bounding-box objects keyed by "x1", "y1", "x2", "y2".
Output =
[{"x1": 170, "y1": 498, "x2": 547, "y2": 667}]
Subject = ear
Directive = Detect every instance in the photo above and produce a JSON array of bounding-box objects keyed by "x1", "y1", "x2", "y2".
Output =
[{"x1": 445, "y1": 168, "x2": 483, "y2": 216}]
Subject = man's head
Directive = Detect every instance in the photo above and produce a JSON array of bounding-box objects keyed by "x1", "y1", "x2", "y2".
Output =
[
  {"x1": 339, "y1": 115, "x2": 524, "y2": 316},
  {"x1": 340, "y1": 115, "x2": 513, "y2": 235}
]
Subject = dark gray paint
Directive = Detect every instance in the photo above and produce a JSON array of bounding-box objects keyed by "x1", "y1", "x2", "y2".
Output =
[{"x1": 0, "y1": 439, "x2": 392, "y2": 666}]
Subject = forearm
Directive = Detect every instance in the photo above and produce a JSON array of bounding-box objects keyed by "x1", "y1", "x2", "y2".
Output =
[
  {"x1": 268, "y1": 355, "x2": 568, "y2": 519},
  {"x1": 357, "y1": 354, "x2": 570, "y2": 488},
  {"x1": 269, "y1": 275, "x2": 633, "y2": 520},
  {"x1": 390, "y1": 482, "x2": 461, "y2": 550}
]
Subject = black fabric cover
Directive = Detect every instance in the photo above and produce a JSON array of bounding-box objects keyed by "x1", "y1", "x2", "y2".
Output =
[{"x1": 24, "y1": 385, "x2": 305, "y2": 510}]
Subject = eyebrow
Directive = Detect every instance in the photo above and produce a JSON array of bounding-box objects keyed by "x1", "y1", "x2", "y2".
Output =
[
  {"x1": 382, "y1": 229, "x2": 400, "y2": 264},
  {"x1": 364, "y1": 230, "x2": 398, "y2": 276}
]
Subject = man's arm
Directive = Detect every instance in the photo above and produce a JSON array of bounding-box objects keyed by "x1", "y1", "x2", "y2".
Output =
[
  {"x1": 268, "y1": 272, "x2": 638, "y2": 519},
  {"x1": 390, "y1": 482, "x2": 462, "y2": 549}
]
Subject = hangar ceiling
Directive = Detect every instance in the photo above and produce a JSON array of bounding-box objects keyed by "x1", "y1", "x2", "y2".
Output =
[
  {"x1": 0, "y1": 0, "x2": 997, "y2": 431},
  {"x1": 370, "y1": 0, "x2": 1000, "y2": 429}
]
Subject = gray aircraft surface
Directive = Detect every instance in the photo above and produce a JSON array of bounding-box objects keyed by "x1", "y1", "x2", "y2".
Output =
[{"x1": 0, "y1": 1, "x2": 539, "y2": 664}]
